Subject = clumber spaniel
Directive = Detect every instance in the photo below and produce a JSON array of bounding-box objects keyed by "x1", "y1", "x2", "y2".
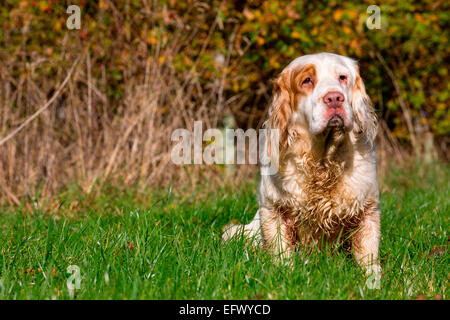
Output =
[{"x1": 223, "y1": 52, "x2": 381, "y2": 278}]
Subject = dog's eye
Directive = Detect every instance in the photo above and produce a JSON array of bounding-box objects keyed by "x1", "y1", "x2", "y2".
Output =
[
  {"x1": 302, "y1": 77, "x2": 313, "y2": 87},
  {"x1": 339, "y1": 75, "x2": 347, "y2": 83}
]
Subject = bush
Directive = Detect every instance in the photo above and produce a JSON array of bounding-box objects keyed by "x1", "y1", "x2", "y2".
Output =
[{"x1": 0, "y1": 0, "x2": 448, "y2": 199}]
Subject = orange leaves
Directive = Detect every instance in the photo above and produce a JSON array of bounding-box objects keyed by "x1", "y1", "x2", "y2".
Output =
[
  {"x1": 333, "y1": 9, "x2": 343, "y2": 21},
  {"x1": 342, "y1": 26, "x2": 352, "y2": 35},
  {"x1": 286, "y1": 7, "x2": 300, "y2": 20},
  {"x1": 243, "y1": 8, "x2": 254, "y2": 21},
  {"x1": 346, "y1": 9, "x2": 358, "y2": 20},
  {"x1": 147, "y1": 36, "x2": 158, "y2": 45},
  {"x1": 333, "y1": 8, "x2": 358, "y2": 21},
  {"x1": 268, "y1": 55, "x2": 281, "y2": 69},
  {"x1": 291, "y1": 31, "x2": 301, "y2": 39},
  {"x1": 256, "y1": 37, "x2": 265, "y2": 46},
  {"x1": 349, "y1": 39, "x2": 362, "y2": 56}
]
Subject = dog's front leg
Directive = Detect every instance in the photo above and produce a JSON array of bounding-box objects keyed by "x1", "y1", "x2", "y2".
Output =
[
  {"x1": 352, "y1": 207, "x2": 381, "y2": 286},
  {"x1": 260, "y1": 206, "x2": 293, "y2": 262}
]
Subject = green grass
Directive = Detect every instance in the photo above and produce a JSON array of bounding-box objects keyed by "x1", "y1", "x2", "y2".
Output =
[{"x1": 0, "y1": 163, "x2": 448, "y2": 300}]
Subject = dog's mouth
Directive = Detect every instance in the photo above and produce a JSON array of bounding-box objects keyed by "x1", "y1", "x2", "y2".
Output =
[{"x1": 327, "y1": 114, "x2": 344, "y2": 128}]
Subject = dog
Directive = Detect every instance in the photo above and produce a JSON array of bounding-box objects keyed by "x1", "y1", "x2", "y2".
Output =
[{"x1": 223, "y1": 52, "x2": 381, "y2": 278}]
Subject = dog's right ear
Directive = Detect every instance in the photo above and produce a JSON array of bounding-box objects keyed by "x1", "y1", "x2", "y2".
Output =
[{"x1": 268, "y1": 72, "x2": 293, "y2": 152}]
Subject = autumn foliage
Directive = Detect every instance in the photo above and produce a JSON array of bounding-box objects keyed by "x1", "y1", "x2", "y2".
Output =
[{"x1": 0, "y1": 0, "x2": 448, "y2": 200}]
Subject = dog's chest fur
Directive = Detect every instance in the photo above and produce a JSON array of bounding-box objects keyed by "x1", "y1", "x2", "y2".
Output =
[{"x1": 262, "y1": 132, "x2": 375, "y2": 244}]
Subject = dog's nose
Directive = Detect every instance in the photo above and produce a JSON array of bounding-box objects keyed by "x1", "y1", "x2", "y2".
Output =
[{"x1": 323, "y1": 91, "x2": 345, "y2": 108}]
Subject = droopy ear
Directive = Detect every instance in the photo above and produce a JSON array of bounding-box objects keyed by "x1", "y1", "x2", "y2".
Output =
[
  {"x1": 352, "y1": 67, "x2": 377, "y2": 144},
  {"x1": 267, "y1": 72, "x2": 294, "y2": 150}
]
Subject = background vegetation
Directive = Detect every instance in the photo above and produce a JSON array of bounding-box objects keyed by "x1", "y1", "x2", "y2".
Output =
[
  {"x1": 0, "y1": 0, "x2": 448, "y2": 202},
  {"x1": 0, "y1": 162, "x2": 448, "y2": 299}
]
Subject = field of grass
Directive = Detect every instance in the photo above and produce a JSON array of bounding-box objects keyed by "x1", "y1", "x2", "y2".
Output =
[{"x1": 0, "y1": 163, "x2": 448, "y2": 300}]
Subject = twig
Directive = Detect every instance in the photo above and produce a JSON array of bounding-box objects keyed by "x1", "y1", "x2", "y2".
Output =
[{"x1": 0, "y1": 56, "x2": 80, "y2": 147}]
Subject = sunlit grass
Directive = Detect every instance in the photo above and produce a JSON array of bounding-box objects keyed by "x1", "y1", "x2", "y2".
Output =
[{"x1": 0, "y1": 163, "x2": 448, "y2": 299}]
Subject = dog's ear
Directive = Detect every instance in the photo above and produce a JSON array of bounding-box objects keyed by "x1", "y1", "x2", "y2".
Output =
[
  {"x1": 351, "y1": 67, "x2": 377, "y2": 144},
  {"x1": 267, "y1": 72, "x2": 294, "y2": 152}
]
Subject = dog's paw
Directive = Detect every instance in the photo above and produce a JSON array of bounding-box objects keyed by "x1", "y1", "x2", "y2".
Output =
[{"x1": 222, "y1": 223, "x2": 239, "y2": 241}]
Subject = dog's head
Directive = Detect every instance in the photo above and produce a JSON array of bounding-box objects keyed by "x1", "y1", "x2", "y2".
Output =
[{"x1": 268, "y1": 52, "x2": 377, "y2": 148}]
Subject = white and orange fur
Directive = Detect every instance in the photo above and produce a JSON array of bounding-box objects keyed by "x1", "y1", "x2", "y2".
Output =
[{"x1": 223, "y1": 53, "x2": 381, "y2": 278}]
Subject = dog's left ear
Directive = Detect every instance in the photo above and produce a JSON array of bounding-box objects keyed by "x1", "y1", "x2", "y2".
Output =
[{"x1": 351, "y1": 66, "x2": 377, "y2": 144}]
